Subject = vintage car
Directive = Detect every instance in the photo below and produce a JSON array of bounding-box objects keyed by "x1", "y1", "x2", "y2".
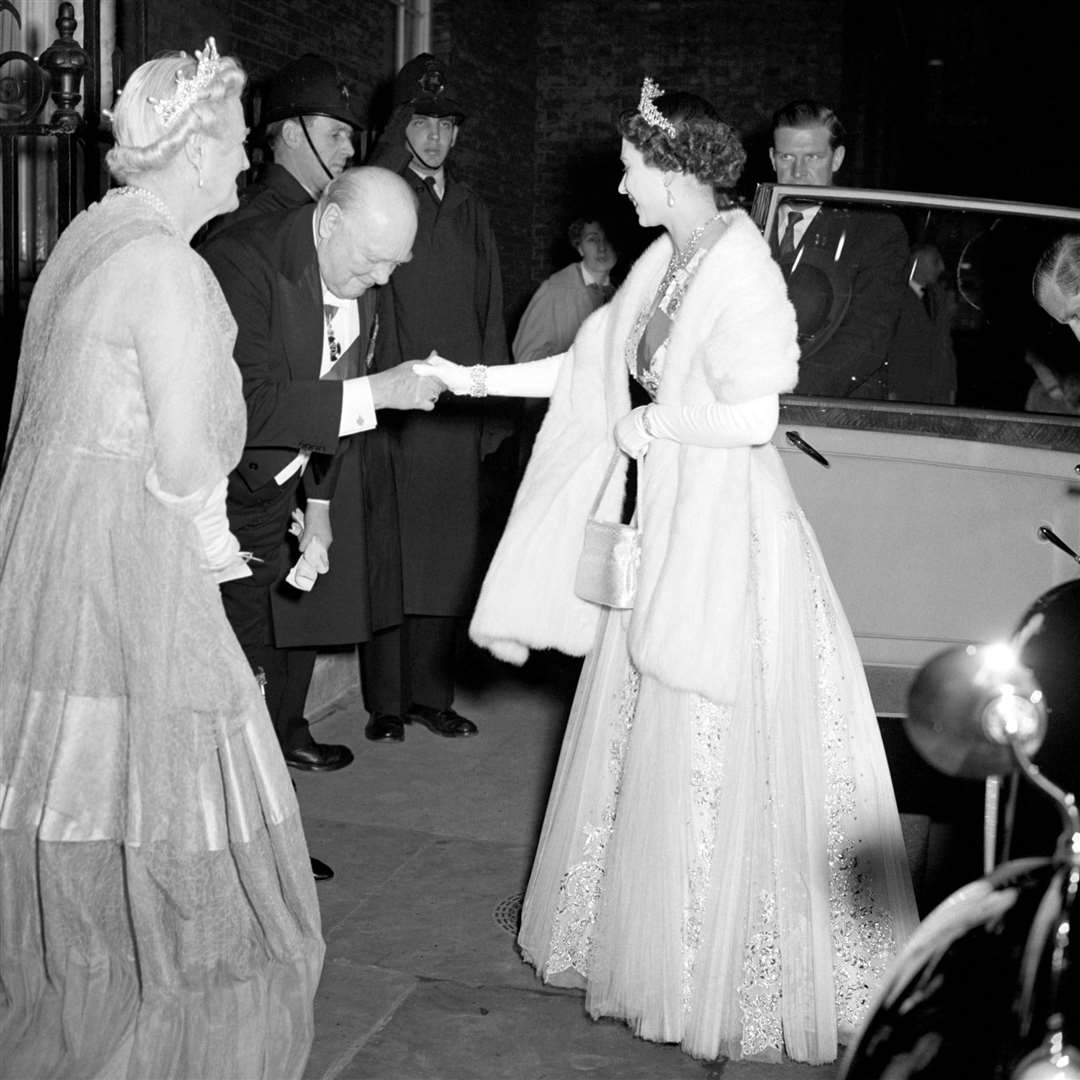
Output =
[{"x1": 752, "y1": 183, "x2": 1080, "y2": 719}]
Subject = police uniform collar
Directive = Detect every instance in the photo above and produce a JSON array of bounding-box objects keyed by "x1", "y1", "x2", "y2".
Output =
[{"x1": 409, "y1": 163, "x2": 445, "y2": 198}]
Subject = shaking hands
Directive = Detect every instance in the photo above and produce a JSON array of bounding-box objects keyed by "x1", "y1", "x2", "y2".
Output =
[
  {"x1": 367, "y1": 356, "x2": 447, "y2": 410},
  {"x1": 411, "y1": 353, "x2": 471, "y2": 396}
]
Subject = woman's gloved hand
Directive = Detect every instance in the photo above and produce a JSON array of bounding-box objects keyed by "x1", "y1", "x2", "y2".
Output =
[{"x1": 614, "y1": 406, "x2": 654, "y2": 459}]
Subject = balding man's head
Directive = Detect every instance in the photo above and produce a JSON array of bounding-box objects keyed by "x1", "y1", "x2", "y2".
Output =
[{"x1": 315, "y1": 167, "x2": 419, "y2": 298}]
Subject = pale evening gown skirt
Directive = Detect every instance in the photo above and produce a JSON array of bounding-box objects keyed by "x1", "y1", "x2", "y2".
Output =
[{"x1": 517, "y1": 453, "x2": 919, "y2": 1065}]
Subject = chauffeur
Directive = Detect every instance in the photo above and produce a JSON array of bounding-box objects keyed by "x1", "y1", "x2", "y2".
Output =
[{"x1": 769, "y1": 99, "x2": 909, "y2": 399}]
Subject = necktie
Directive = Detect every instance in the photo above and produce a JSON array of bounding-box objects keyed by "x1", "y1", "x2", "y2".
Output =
[
  {"x1": 423, "y1": 175, "x2": 441, "y2": 204},
  {"x1": 779, "y1": 210, "x2": 803, "y2": 257},
  {"x1": 323, "y1": 304, "x2": 362, "y2": 381}
]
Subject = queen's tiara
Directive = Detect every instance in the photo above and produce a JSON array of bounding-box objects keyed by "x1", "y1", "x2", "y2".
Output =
[
  {"x1": 150, "y1": 37, "x2": 221, "y2": 127},
  {"x1": 637, "y1": 76, "x2": 676, "y2": 138}
]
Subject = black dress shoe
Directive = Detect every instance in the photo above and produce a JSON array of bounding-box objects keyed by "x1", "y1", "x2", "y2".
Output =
[
  {"x1": 364, "y1": 713, "x2": 405, "y2": 742},
  {"x1": 311, "y1": 856, "x2": 334, "y2": 881},
  {"x1": 404, "y1": 704, "x2": 478, "y2": 738},
  {"x1": 284, "y1": 741, "x2": 355, "y2": 772}
]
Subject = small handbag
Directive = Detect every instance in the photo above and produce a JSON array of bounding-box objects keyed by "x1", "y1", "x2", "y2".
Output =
[{"x1": 574, "y1": 450, "x2": 640, "y2": 609}]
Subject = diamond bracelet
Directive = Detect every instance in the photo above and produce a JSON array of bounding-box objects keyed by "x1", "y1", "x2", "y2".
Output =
[{"x1": 469, "y1": 365, "x2": 488, "y2": 398}]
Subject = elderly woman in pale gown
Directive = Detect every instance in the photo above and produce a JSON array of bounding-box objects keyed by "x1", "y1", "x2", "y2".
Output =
[
  {"x1": 0, "y1": 40, "x2": 322, "y2": 1079},
  {"x1": 419, "y1": 78, "x2": 918, "y2": 1065}
]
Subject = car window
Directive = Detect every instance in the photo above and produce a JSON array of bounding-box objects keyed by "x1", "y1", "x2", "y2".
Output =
[{"x1": 754, "y1": 186, "x2": 1080, "y2": 418}]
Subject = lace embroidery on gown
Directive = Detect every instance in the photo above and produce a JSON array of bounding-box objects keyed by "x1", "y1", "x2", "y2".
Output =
[{"x1": 516, "y1": 228, "x2": 917, "y2": 1065}]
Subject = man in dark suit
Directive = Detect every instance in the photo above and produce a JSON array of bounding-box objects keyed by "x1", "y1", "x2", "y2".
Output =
[
  {"x1": 199, "y1": 167, "x2": 441, "y2": 797},
  {"x1": 887, "y1": 243, "x2": 958, "y2": 405},
  {"x1": 198, "y1": 54, "x2": 365, "y2": 776},
  {"x1": 768, "y1": 99, "x2": 909, "y2": 399}
]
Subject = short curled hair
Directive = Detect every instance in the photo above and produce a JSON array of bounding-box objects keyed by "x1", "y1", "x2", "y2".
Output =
[
  {"x1": 771, "y1": 99, "x2": 846, "y2": 149},
  {"x1": 1034, "y1": 234, "x2": 1080, "y2": 300},
  {"x1": 106, "y1": 48, "x2": 246, "y2": 183},
  {"x1": 618, "y1": 90, "x2": 746, "y2": 207},
  {"x1": 568, "y1": 217, "x2": 606, "y2": 249}
]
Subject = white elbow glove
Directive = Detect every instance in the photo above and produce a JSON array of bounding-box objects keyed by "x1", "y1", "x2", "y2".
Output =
[
  {"x1": 613, "y1": 407, "x2": 654, "y2": 459},
  {"x1": 191, "y1": 478, "x2": 252, "y2": 584},
  {"x1": 615, "y1": 396, "x2": 779, "y2": 456},
  {"x1": 145, "y1": 466, "x2": 251, "y2": 583}
]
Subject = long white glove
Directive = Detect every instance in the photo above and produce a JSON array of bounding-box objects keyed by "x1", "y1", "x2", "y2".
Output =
[
  {"x1": 145, "y1": 467, "x2": 251, "y2": 583},
  {"x1": 614, "y1": 394, "x2": 779, "y2": 458},
  {"x1": 191, "y1": 477, "x2": 252, "y2": 583}
]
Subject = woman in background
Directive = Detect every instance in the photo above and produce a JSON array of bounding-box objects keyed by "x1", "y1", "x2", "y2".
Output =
[
  {"x1": 420, "y1": 78, "x2": 917, "y2": 1065},
  {"x1": 0, "y1": 40, "x2": 322, "y2": 1079}
]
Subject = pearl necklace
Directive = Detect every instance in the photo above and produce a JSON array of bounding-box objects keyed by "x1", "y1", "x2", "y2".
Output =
[{"x1": 110, "y1": 185, "x2": 182, "y2": 235}]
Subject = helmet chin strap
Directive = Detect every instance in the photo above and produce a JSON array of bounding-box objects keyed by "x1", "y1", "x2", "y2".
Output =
[
  {"x1": 404, "y1": 132, "x2": 432, "y2": 172},
  {"x1": 299, "y1": 115, "x2": 335, "y2": 183}
]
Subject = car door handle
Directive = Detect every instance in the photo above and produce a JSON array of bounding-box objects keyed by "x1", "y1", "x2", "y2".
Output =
[
  {"x1": 785, "y1": 430, "x2": 830, "y2": 468},
  {"x1": 1037, "y1": 525, "x2": 1080, "y2": 564}
]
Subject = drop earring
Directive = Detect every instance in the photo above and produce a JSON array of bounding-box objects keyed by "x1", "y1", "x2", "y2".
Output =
[{"x1": 666, "y1": 188, "x2": 675, "y2": 207}]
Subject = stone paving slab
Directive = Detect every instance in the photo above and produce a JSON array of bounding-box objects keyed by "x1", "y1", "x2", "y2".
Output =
[
  {"x1": 300, "y1": 818, "x2": 434, "y2": 935},
  {"x1": 295, "y1": 678, "x2": 565, "y2": 848},
  {"x1": 303, "y1": 960, "x2": 417, "y2": 1080},
  {"x1": 316, "y1": 830, "x2": 537, "y2": 990},
  {"x1": 327, "y1": 978, "x2": 839, "y2": 1080}
]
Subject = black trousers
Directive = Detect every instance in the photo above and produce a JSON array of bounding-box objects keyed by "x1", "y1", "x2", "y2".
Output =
[
  {"x1": 359, "y1": 614, "x2": 458, "y2": 717},
  {"x1": 221, "y1": 574, "x2": 318, "y2": 752}
]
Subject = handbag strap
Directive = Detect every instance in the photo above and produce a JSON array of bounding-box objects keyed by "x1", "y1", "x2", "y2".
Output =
[{"x1": 588, "y1": 449, "x2": 626, "y2": 518}]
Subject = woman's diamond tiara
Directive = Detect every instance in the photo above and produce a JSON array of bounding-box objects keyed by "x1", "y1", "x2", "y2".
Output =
[
  {"x1": 150, "y1": 37, "x2": 220, "y2": 127},
  {"x1": 638, "y1": 76, "x2": 676, "y2": 138}
]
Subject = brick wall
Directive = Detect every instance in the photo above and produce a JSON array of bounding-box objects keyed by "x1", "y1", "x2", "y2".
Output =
[
  {"x1": 142, "y1": 0, "x2": 398, "y2": 124},
  {"x1": 426, "y1": 0, "x2": 540, "y2": 344}
]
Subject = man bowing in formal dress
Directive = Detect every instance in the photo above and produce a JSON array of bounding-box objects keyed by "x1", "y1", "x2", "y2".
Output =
[{"x1": 200, "y1": 169, "x2": 442, "y2": 877}]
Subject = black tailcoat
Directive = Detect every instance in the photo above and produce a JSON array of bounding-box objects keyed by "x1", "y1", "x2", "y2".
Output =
[{"x1": 200, "y1": 204, "x2": 399, "y2": 646}]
